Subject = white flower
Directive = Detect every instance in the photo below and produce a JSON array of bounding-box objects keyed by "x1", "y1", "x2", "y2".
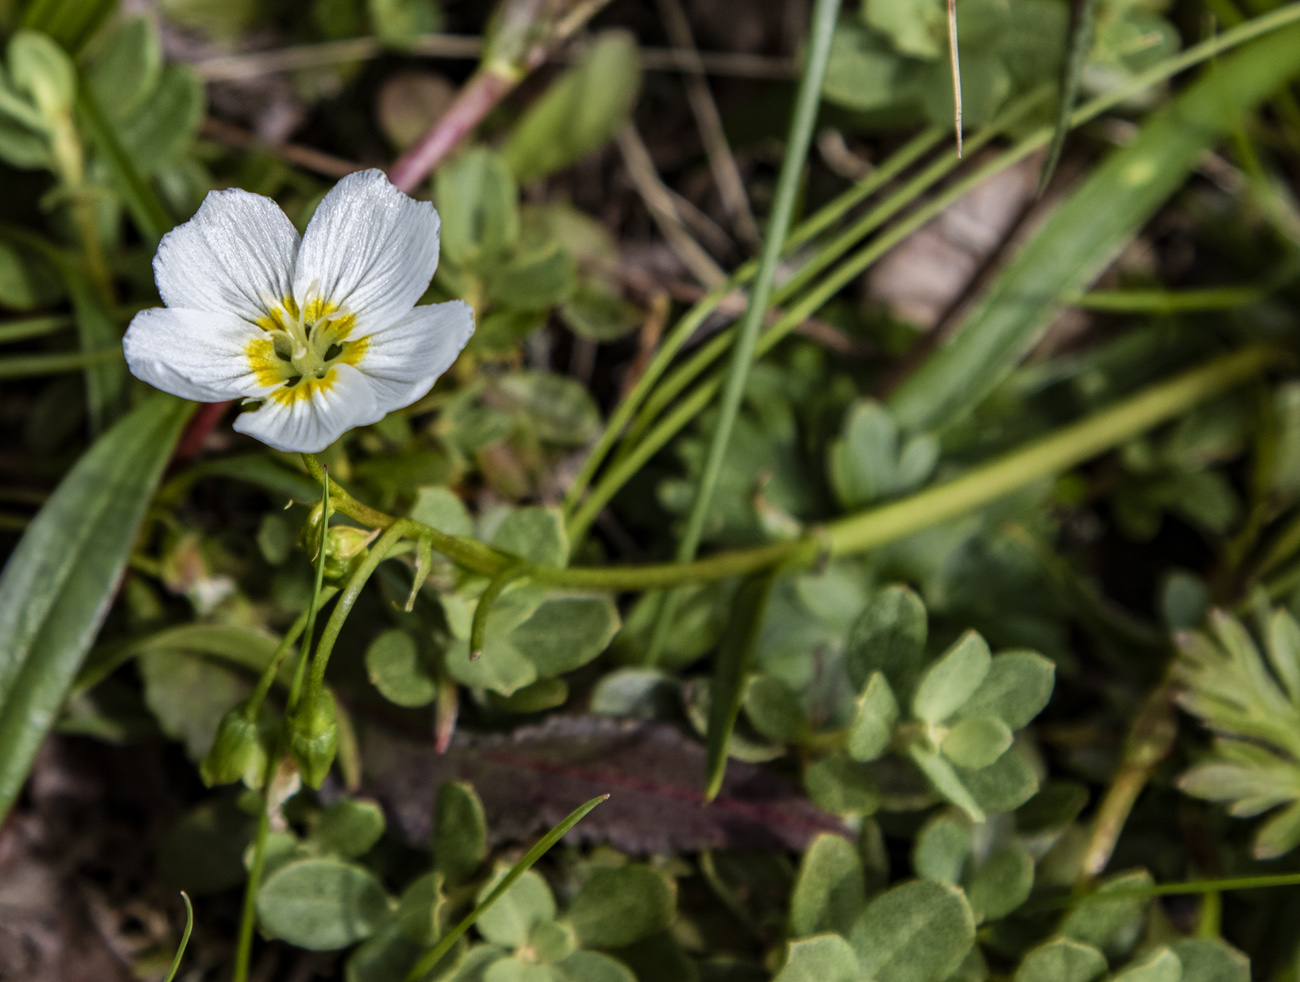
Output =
[{"x1": 123, "y1": 169, "x2": 474, "y2": 454}]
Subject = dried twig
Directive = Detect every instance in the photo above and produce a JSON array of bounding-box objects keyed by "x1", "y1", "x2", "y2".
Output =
[
  {"x1": 616, "y1": 123, "x2": 728, "y2": 288},
  {"x1": 199, "y1": 118, "x2": 364, "y2": 179},
  {"x1": 191, "y1": 35, "x2": 797, "y2": 82},
  {"x1": 655, "y1": 0, "x2": 760, "y2": 248}
]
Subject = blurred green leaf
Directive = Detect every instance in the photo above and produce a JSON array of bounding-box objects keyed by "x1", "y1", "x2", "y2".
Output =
[
  {"x1": 890, "y1": 23, "x2": 1300, "y2": 433},
  {"x1": 964, "y1": 844, "x2": 1032, "y2": 922},
  {"x1": 744, "y1": 673, "x2": 808, "y2": 743},
  {"x1": 366, "y1": 628, "x2": 438, "y2": 707},
  {"x1": 790, "y1": 834, "x2": 865, "y2": 938},
  {"x1": 706, "y1": 570, "x2": 778, "y2": 800},
  {"x1": 828, "y1": 400, "x2": 938, "y2": 508},
  {"x1": 847, "y1": 672, "x2": 899, "y2": 762},
  {"x1": 913, "y1": 814, "x2": 971, "y2": 885},
  {"x1": 1059, "y1": 870, "x2": 1153, "y2": 958},
  {"x1": 912, "y1": 631, "x2": 991, "y2": 724},
  {"x1": 435, "y1": 780, "x2": 488, "y2": 884},
  {"x1": 486, "y1": 240, "x2": 576, "y2": 311},
  {"x1": 844, "y1": 585, "x2": 928, "y2": 697},
  {"x1": 0, "y1": 393, "x2": 191, "y2": 821},
  {"x1": 1112, "y1": 948, "x2": 1182, "y2": 982},
  {"x1": 437, "y1": 147, "x2": 520, "y2": 269},
  {"x1": 941, "y1": 716, "x2": 1012, "y2": 769},
  {"x1": 848, "y1": 879, "x2": 975, "y2": 982},
  {"x1": 561, "y1": 284, "x2": 638, "y2": 342},
  {"x1": 476, "y1": 868, "x2": 556, "y2": 949},
  {"x1": 1013, "y1": 939, "x2": 1107, "y2": 982},
  {"x1": 496, "y1": 371, "x2": 601, "y2": 446},
  {"x1": 822, "y1": 18, "x2": 906, "y2": 112},
  {"x1": 86, "y1": 16, "x2": 161, "y2": 121},
  {"x1": 952, "y1": 651, "x2": 1054, "y2": 730},
  {"x1": 257, "y1": 858, "x2": 393, "y2": 951},
  {"x1": 315, "y1": 799, "x2": 386, "y2": 859},
  {"x1": 1169, "y1": 939, "x2": 1249, "y2": 982},
  {"x1": 774, "y1": 935, "x2": 861, "y2": 982},
  {"x1": 566, "y1": 865, "x2": 675, "y2": 949},
  {"x1": 139, "y1": 648, "x2": 254, "y2": 761},
  {"x1": 502, "y1": 31, "x2": 641, "y2": 182},
  {"x1": 805, "y1": 754, "x2": 879, "y2": 817},
  {"x1": 369, "y1": 0, "x2": 441, "y2": 47}
]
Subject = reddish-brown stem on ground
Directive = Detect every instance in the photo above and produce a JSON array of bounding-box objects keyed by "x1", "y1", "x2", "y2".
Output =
[
  {"x1": 388, "y1": 69, "x2": 518, "y2": 193},
  {"x1": 173, "y1": 399, "x2": 232, "y2": 464}
]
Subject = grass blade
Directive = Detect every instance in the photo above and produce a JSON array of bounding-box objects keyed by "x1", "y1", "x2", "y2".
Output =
[
  {"x1": 889, "y1": 21, "x2": 1300, "y2": 435},
  {"x1": 705, "y1": 569, "x2": 778, "y2": 801},
  {"x1": 76, "y1": 81, "x2": 174, "y2": 244},
  {"x1": 161, "y1": 893, "x2": 194, "y2": 982},
  {"x1": 1040, "y1": 0, "x2": 1098, "y2": 192},
  {"x1": 645, "y1": 0, "x2": 841, "y2": 660},
  {"x1": 404, "y1": 794, "x2": 609, "y2": 982},
  {"x1": 0, "y1": 392, "x2": 193, "y2": 821}
]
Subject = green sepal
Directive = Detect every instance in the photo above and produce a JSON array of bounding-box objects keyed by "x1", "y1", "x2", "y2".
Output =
[
  {"x1": 289, "y1": 688, "x2": 339, "y2": 789},
  {"x1": 200, "y1": 698, "x2": 279, "y2": 789}
]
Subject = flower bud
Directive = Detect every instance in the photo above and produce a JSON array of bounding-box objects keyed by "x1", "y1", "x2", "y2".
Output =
[
  {"x1": 322, "y1": 525, "x2": 378, "y2": 581},
  {"x1": 289, "y1": 689, "x2": 338, "y2": 789},
  {"x1": 201, "y1": 699, "x2": 278, "y2": 788}
]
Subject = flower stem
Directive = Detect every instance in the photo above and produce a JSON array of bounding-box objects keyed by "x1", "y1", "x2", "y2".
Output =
[{"x1": 323, "y1": 345, "x2": 1279, "y2": 593}]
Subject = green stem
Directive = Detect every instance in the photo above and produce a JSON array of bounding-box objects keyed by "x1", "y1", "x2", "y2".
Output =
[
  {"x1": 647, "y1": 0, "x2": 841, "y2": 663},
  {"x1": 1066, "y1": 286, "x2": 1266, "y2": 312},
  {"x1": 323, "y1": 346, "x2": 1278, "y2": 594},
  {"x1": 561, "y1": 125, "x2": 944, "y2": 516},
  {"x1": 825, "y1": 345, "x2": 1278, "y2": 556},
  {"x1": 303, "y1": 523, "x2": 408, "y2": 708},
  {"x1": 471, "y1": 562, "x2": 530, "y2": 658}
]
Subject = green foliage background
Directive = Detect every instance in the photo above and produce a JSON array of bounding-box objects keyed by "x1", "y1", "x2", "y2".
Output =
[{"x1": 3, "y1": 0, "x2": 1300, "y2": 979}]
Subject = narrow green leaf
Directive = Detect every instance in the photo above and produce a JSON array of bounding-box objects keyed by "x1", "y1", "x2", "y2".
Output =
[
  {"x1": 0, "y1": 393, "x2": 192, "y2": 822},
  {"x1": 1040, "y1": 0, "x2": 1098, "y2": 192},
  {"x1": 705, "y1": 569, "x2": 779, "y2": 801},
  {"x1": 76, "y1": 79, "x2": 173, "y2": 242},
  {"x1": 403, "y1": 794, "x2": 608, "y2": 982},
  {"x1": 890, "y1": 22, "x2": 1300, "y2": 434}
]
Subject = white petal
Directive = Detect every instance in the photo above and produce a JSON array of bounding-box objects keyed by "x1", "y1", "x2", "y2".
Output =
[
  {"x1": 293, "y1": 169, "x2": 440, "y2": 333},
  {"x1": 154, "y1": 188, "x2": 300, "y2": 322},
  {"x1": 356, "y1": 301, "x2": 475, "y2": 412},
  {"x1": 233, "y1": 363, "x2": 378, "y2": 454},
  {"x1": 123, "y1": 307, "x2": 271, "y2": 402}
]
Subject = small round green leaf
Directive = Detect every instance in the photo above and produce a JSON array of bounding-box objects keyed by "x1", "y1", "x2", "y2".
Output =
[
  {"x1": 954, "y1": 652, "x2": 1055, "y2": 731},
  {"x1": 315, "y1": 798, "x2": 386, "y2": 859},
  {"x1": 476, "y1": 869, "x2": 556, "y2": 949},
  {"x1": 365, "y1": 629, "x2": 437, "y2": 708},
  {"x1": 848, "y1": 672, "x2": 900, "y2": 762},
  {"x1": 805, "y1": 754, "x2": 880, "y2": 817},
  {"x1": 849, "y1": 879, "x2": 975, "y2": 982},
  {"x1": 435, "y1": 780, "x2": 488, "y2": 884},
  {"x1": 1013, "y1": 938, "x2": 1107, "y2": 982},
  {"x1": 774, "y1": 935, "x2": 861, "y2": 982},
  {"x1": 966, "y1": 845, "x2": 1033, "y2": 923},
  {"x1": 941, "y1": 716, "x2": 1013, "y2": 769},
  {"x1": 566, "y1": 866, "x2": 676, "y2": 949},
  {"x1": 790, "y1": 834, "x2": 866, "y2": 938},
  {"x1": 913, "y1": 631, "x2": 991, "y2": 724},
  {"x1": 256, "y1": 858, "x2": 392, "y2": 951}
]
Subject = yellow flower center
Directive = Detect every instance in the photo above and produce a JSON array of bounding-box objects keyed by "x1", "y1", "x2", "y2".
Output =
[{"x1": 246, "y1": 296, "x2": 368, "y2": 405}]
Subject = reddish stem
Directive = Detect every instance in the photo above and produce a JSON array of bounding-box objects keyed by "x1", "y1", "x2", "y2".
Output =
[
  {"x1": 387, "y1": 69, "x2": 517, "y2": 193},
  {"x1": 172, "y1": 399, "x2": 232, "y2": 464}
]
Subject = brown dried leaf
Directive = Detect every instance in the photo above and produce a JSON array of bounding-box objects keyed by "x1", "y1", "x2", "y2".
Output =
[{"x1": 362, "y1": 716, "x2": 848, "y2": 854}]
